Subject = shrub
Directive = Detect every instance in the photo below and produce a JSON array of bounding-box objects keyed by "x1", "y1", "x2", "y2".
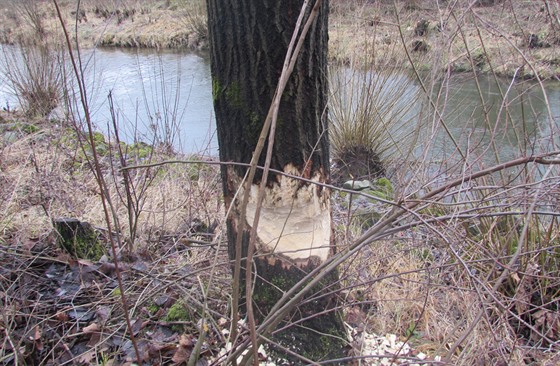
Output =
[
  {"x1": 1, "y1": 0, "x2": 64, "y2": 118},
  {"x1": 183, "y1": 0, "x2": 208, "y2": 44},
  {"x1": 2, "y1": 43, "x2": 63, "y2": 117}
]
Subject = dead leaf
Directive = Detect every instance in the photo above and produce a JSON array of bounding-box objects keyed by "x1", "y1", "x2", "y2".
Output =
[
  {"x1": 99, "y1": 262, "x2": 116, "y2": 275},
  {"x1": 172, "y1": 334, "x2": 194, "y2": 364},
  {"x1": 96, "y1": 305, "x2": 111, "y2": 325},
  {"x1": 55, "y1": 311, "x2": 69, "y2": 322},
  {"x1": 131, "y1": 318, "x2": 144, "y2": 335},
  {"x1": 147, "y1": 342, "x2": 177, "y2": 358},
  {"x1": 76, "y1": 349, "x2": 97, "y2": 364},
  {"x1": 122, "y1": 339, "x2": 149, "y2": 363},
  {"x1": 172, "y1": 345, "x2": 192, "y2": 364},
  {"x1": 150, "y1": 326, "x2": 178, "y2": 343},
  {"x1": 132, "y1": 260, "x2": 148, "y2": 272},
  {"x1": 155, "y1": 294, "x2": 170, "y2": 306},
  {"x1": 68, "y1": 308, "x2": 95, "y2": 322},
  {"x1": 56, "y1": 252, "x2": 74, "y2": 264},
  {"x1": 29, "y1": 326, "x2": 42, "y2": 341},
  {"x1": 28, "y1": 326, "x2": 44, "y2": 352},
  {"x1": 86, "y1": 331, "x2": 103, "y2": 348},
  {"x1": 179, "y1": 334, "x2": 194, "y2": 347},
  {"x1": 99, "y1": 261, "x2": 130, "y2": 276},
  {"x1": 77, "y1": 258, "x2": 94, "y2": 266},
  {"x1": 154, "y1": 307, "x2": 166, "y2": 318},
  {"x1": 83, "y1": 323, "x2": 100, "y2": 334}
]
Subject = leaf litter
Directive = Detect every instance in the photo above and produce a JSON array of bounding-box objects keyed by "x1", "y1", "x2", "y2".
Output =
[{"x1": 0, "y1": 221, "x2": 230, "y2": 365}]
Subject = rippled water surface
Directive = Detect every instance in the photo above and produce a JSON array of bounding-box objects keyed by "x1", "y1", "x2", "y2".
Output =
[
  {"x1": 1, "y1": 46, "x2": 216, "y2": 154},
  {"x1": 1, "y1": 46, "x2": 558, "y2": 161}
]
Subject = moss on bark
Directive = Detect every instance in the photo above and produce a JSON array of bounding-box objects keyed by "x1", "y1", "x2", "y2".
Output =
[{"x1": 251, "y1": 257, "x2": 347, "y2": 363}]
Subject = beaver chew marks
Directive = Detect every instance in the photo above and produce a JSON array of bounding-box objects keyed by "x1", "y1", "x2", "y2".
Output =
[{"x1": 246, "y1": 165, "x2": 331, "y2": 262}]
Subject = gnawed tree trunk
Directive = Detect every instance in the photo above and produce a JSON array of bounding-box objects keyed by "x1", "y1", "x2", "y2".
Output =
[{"x1": 207, "y1": 0, "x2": 347, "y2": 362}]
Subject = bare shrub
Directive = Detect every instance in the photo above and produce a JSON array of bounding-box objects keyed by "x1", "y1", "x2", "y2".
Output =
[
  {"x1": 181, "y1": 0, "x2": 208, "y2": 45},
  {"x1": 1, "y1": 44, "x2": 63, "y2": 117},
  {"x1": 0, "y1": 0, "x2": 64, "y2": 117},
  {"x1": 17, "y1": 0, "x2": 47, "y2": 38}
]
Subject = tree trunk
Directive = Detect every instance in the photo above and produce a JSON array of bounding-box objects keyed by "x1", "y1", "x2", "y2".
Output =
[{"x1": 207, "y1": 0, "x2": 346, "y2": 362}]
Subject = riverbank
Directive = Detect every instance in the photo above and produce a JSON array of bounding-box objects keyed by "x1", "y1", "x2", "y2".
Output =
[
  {"x1": 0, "y1": 0, "x2": 207, "y2": 50},
  {"x1": 1, "y1": 0, "x2": 559, "y2": 80},
  {"x1": 1, "y1": 105, "x2": 559, "y2": 365},
  {"x1": 329, "y1": 0, "x2": 560, "y2": 80}
]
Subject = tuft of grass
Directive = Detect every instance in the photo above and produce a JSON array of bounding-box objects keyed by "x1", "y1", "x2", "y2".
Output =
[{"x1": 329, "y1": 64, "x2": 423, "y2": 182}]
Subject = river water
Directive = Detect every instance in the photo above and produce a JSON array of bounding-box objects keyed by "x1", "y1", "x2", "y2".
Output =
[
  {"x1": 1, "y1": 46, "x2": 559, "y2": 161},
  {"x1": 84, "y1": 48, "x2": 217, "y2": 154},
  {"x1": 0, "y1": 46, "x2": 217, "y2": 154},
  {"x1": 427, "y1": 73, "x2": 560, "y2": 163}
]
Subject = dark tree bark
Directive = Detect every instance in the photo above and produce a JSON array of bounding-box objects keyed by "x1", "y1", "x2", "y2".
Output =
[
  {"x1": 207, "y1": 0, "x2": 346, "y2": 362},
  {"x1": 53, "y1": 218, "x2": 104, "y2": 260}
]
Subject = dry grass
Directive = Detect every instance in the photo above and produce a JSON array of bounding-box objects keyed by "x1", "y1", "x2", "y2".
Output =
[
  {"x1": 0, "y1": 109, "x2": 231, "y2": 364},
  {"x1": 0, "y1": 0, "x2": 207, "y2": 50},
  {"x1": 334, "y1": 192, "x2": 560, "y2": 365},
  {"x1": 330, "y1": 0, "x2": 560, "y2": 79},
  {"x1": 0, "y1": 110, "x2": 222, "y2": 248}
]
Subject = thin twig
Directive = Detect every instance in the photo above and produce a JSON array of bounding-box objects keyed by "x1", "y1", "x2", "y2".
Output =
[{"x1": 51, "y1": 0, "x2": 142, "y2": 362}]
